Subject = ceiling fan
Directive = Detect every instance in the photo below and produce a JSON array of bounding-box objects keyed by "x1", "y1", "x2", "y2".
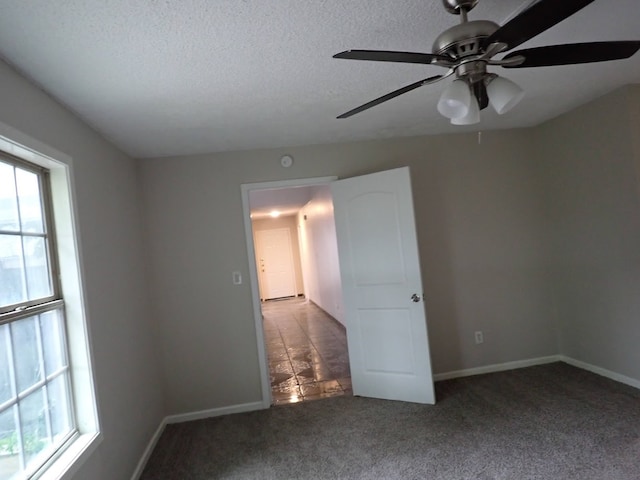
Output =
[{"x1": 334, "y1": 0, "x2": 640, "y2": 125}]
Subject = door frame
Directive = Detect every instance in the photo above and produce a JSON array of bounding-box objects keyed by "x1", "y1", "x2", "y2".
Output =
[{"x1": 241, "y1": 176, "x2": 337, "y2": 408}]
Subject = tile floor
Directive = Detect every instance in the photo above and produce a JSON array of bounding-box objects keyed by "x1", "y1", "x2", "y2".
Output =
[{"x1": 262, "y1": 297, "x2": 352, "y2": 405}]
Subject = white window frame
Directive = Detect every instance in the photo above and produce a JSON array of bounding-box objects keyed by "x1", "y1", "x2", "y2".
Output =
[{"x1": 0, "y1": 122, "x2": 101, "y2": 480}]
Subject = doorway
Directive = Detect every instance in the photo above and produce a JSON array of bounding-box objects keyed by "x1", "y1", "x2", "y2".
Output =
[
  {"x1": 242, "y1": 176, "x2": 350, "y2": 406},
  {"x1": 243, "y1": 168, "x2": 435, "y2": 407}
]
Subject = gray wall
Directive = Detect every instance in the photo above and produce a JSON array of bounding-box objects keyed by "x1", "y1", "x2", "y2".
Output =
[
  {"x1": 139, "y1": 86, "x2": 640, "y2": 417},
  {"x1": 139, "y1": 128, "x2": 558, "y2": 414},
  {"x1": 0, "y1": 60, "x2": 165, "y2": 479},
  {"x1": 536, "y1": 85, "x2": 640, "y2": 381}
]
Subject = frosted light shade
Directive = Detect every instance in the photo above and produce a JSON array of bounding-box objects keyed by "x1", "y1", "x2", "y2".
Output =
[
  {"x1": 437, "y1": 79, "x2": 471, "y2": 119},
  {"x1": 451, "y1": 94, "x2": 480, "y2": 125},
  {"x1": 487, "y1": 76, "x2": 524, "y2": 114}
]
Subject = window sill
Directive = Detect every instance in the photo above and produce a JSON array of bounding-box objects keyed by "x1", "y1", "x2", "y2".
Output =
[{"x1": 37, "y1": 432, "x2": 102, "y2": 480}]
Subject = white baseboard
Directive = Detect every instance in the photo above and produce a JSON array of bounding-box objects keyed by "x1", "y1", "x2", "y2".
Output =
[
  {"x1": 433, "y1": 355, "x2": 562, "y2": 381},
  {"x1": 432, "y1": 354, "x2": 640, "y2": 392},
  {"x1": 130, "y1": 420, "x2": 166, "y2": 480},
  {"x1": 165, "y1": 401, "x2": 265, "y2": 425},
  {"x1": 130, "y1": 401, "x2": 265, "y2": 479},
  {"x1": 559, "y1": 355, "x2": 640, "y2": 390}
]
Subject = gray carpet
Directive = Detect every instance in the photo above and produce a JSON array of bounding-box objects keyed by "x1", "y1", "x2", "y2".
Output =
[{"x1": 140, "y1": 363, "x2": 640, "y2": 479}]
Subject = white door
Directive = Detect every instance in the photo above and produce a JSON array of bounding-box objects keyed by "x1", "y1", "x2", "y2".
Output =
[
  {"x1": 256, "y1": 228, "x2": 297, "y2": 300},
  {"x1": 331, "y1": 167, "x2": 435, "y2": 404}
]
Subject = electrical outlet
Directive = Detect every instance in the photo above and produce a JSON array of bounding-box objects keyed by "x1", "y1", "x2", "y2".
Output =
[{"x1": 474, "y1": 331, "x2": 484, "y2": 345}]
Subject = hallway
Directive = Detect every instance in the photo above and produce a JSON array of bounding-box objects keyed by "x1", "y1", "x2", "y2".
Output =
[{"x1": 262, "y1": 298, "x2": 351, "y2": 405}]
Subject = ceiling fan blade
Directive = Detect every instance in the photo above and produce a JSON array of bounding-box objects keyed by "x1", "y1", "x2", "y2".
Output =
[
  {"x1": 334, "y1": 50, "x2": 449, "y2": 65},
  {"x1": 486, "y1": 0, "x2": 595, "y2": 51},
  {"x1": 503, "y1": 41, "x2": 640, "y2": 68},
  {"x1": 337, "y1": 75, "x2": 443, "y2": 119}
]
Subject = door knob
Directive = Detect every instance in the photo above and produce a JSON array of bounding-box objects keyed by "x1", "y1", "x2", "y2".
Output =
[{"x1": 411, "y1": 293, "x2": 421, "y2": 303}]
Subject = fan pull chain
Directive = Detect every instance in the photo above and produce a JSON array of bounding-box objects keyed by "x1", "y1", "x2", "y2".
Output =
[{"x1": 478, "y1": 131, "x2": 482, "y2": 145}]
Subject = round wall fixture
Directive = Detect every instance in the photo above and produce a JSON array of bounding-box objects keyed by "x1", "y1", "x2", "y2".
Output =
[{"x1": 280, "y1": 155, "x2": 293, "y2": 168}]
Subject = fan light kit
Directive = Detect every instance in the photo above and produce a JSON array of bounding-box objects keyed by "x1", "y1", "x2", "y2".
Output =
[{"x1": 334, "y1": 0, "x2": 640, "y2": 125}]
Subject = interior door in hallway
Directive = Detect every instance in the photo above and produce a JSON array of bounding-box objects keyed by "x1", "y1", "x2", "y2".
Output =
[
  {"x1": 331, "y1": 166, "x2": 435, "y2": 404},
  {"x1": 255, "y1": 227, "x2": 297, "y2": 300}
]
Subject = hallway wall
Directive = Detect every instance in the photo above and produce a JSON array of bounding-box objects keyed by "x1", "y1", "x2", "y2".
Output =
[{"x1": 297, "y1": 185, "x2": 344, "y2": 325}]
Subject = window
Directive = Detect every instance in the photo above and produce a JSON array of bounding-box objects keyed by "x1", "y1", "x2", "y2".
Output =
[{"x1": 1, "y1": 155, "x2": 75, "y2": 479}]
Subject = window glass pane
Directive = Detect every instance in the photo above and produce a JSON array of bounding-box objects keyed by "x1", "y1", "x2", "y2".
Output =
[
  {"x1": 23, "y1": 236, "x2": 52, "y2": 300},
  {"x1": 11, "y1": 316, "x2": 43, "y2": 394},
  {"x1": 19, "y1": 388, "x2": 50, "y2": 466},
  {"x1": 15, "y1": 167, "x2": 44, "y2": 234},
  {"x1": 0, "y1": 234, "x2": 26, "y2": 307},
  {"x1": 47, "y1": 375, "x2": 72, "y2": 441},
  {"x1": 40, "y1": 310, "x2": 67, "y2": 375},
  {"x1": 0, "y1": 161, "x2": 19, "y2": 232},
  {"x1": 0, "y1": 156, "x2": 79, "y2": 479},
  {"x1": 0, "y1": 325, "x2": 13, "y2": 405},
  {"x1": 0, "y1": 406, "x2": 20, "y2": 480}
]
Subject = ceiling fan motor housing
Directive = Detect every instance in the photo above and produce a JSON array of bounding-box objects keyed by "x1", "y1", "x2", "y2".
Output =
[
  {"x1": 442, "y1": 0, "x2": 479, "y2": 15},
  {"x1": 433, "y1": 20, "x2": 499, "y2": 59}
]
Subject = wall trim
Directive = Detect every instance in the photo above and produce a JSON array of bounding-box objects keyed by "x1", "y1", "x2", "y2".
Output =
[
  {"x1": 433, "y1": 355, "x2": 640, "y2": 392},
  {"x1": 131, "y1": 401, "x2": 265, "y2": 479},
  {"x1": 559, "y1": 355, "x2": 640, "y2": 390},
  {"x1": 165, "y1": 401, "x2": 265, "y2": 425},
  {"x1": 433, "y1": 355, "x2": 562, "y2": 381},
  {"x1": 129, "y1": 421, "x2": 166, "y2": 480},
  {"x1": 308, "y1": 299, "x2": 346, "y2": 330}
]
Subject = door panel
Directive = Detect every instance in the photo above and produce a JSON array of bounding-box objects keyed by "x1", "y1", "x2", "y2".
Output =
[
  {"x1": 331, "y1": 166, "x2": 435, "y2": 404},
  {"x1": 357, "y1": 308, "x2": 414, "y2": 374},
  {"x1": 348, "y1": 192, "x2": 405, "y2": 286}
]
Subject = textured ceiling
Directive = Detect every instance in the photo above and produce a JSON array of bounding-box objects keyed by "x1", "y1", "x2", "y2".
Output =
[{"x1": 0, "y1": 0, "x2": 638, "y2": 158}]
